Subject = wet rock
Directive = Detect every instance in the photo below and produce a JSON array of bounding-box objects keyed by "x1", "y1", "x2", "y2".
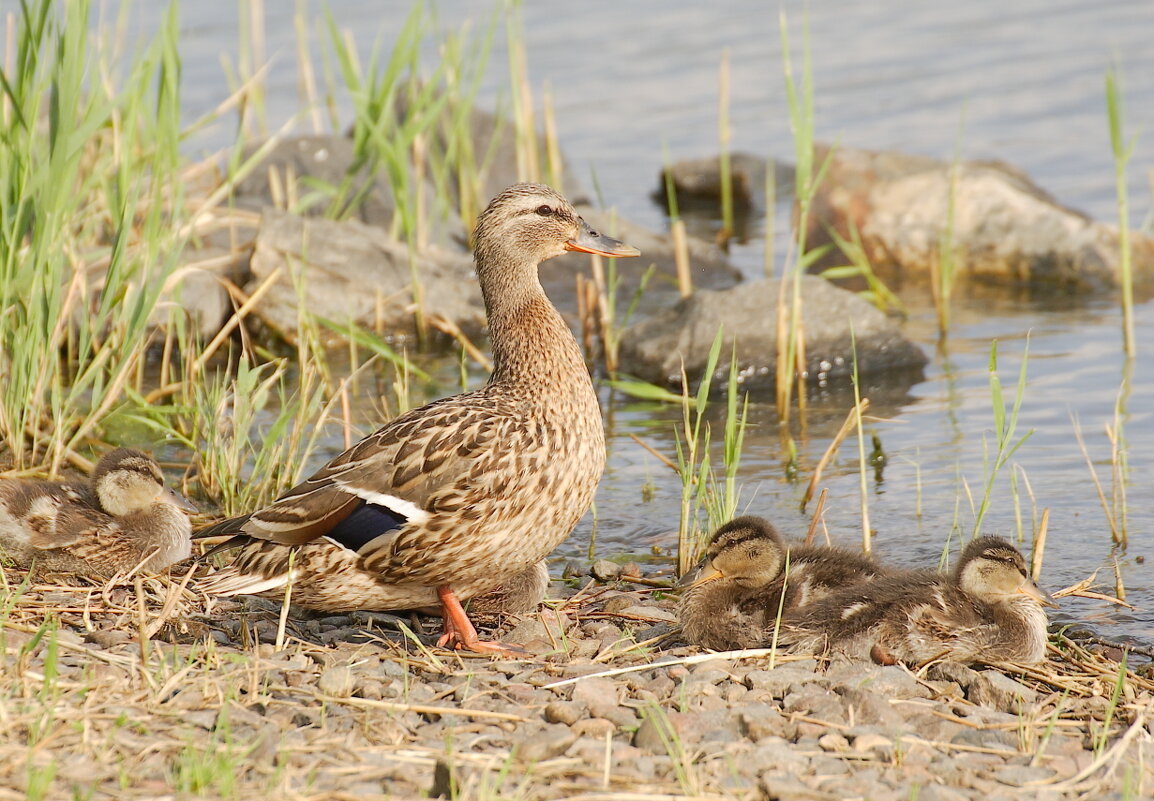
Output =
[
  {"x1": 247, "y1": 209, "x2": 485, "y2": 343},
  {"x1": 617, "y1": 275, "x2": 927, "y2": 392},
  {"x1": 163, "y1": 247, "x2": 249, "y2": 339},
  {"x1": 657, "y1": 152, "x2": 796, "y2": 213},
  {"x1": 804, "y1": 143, "x2": 1154, "y2": 292},
  {"x1": 590, "y1": 559, "x2": 623, "y2": 582}
]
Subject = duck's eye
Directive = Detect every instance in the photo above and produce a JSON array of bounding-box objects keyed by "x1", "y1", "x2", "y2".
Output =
[{"x1": 536, "y1": 205, "x2": 554, "y2": 217}]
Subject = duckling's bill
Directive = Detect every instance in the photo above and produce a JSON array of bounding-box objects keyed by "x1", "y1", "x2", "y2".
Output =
[
  {"x1": 564, "y1": 219, "x2": 640, "y2": 258},
  {"x1": 1019, "y1": 578, "x2": 1059, "y2": 608},
  {"x1": 677, "y1": 559, "x2": 724, "y2": 590},
  {"x1": 163, "y1": 486, "x2": 199, "y2": 514}
]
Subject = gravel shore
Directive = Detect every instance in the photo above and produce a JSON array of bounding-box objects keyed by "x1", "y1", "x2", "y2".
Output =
[{"x1": 1, "y1": 565, "x2": 1150, "y2": 800}]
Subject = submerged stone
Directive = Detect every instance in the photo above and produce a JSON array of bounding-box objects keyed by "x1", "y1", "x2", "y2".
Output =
[{"x1": 617, "y1": 274, "x2": 927, "y2": 392}]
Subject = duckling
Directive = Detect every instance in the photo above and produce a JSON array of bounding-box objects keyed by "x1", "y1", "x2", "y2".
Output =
[
  {"x1": 677, "y1": 516, "x2": 885, "y2": 650},
  {"x1": 0, "y1": 448, "x2": 197, "y2": 578},
  {"x1": 196, "y1": 183, "x2": 639, "y2": 655},
  {"x1": 782, "y1": 535, "x2": 1057, "y2": 665},
  {"x1": 466, "y1": 559, "x2": 550, "y2": 618}
]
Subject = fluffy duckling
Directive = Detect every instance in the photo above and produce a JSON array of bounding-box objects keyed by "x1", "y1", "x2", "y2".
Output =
[
  {"x1": 0, "y1": 448, "x2": 196, "y2": 578},
  {"x1": 465, "y1": 559, "x2": 550, "y2": 618},
  {"x1": 782, "y1": 535, "x2": 1057, "y2": 665},
  {"x1": 678, "y1": 516, "x2": 885, "y2": 650},
  {"x1": 196, "y1": 184, "x2": 639, "y2": 655}
]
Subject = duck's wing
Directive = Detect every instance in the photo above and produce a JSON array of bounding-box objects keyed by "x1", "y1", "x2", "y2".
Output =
[
  {"x1": 775, "y1": 546, "x2": 885, "y2": 611},
  {"x1": 12, "y1": 483, "x2": 95, "y2": 550},
  {"x1": 227, "y1": 391, "x2": 512, "y2": 555},
  {"x1": 782, "y1": 570, "x2": 942, "y2": 639}
]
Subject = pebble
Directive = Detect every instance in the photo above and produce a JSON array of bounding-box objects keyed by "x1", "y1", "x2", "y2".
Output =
[
  {"x1": 317, "y1": 666, "x2": 355, "y2": 697},
  {"x1": 817, "y1": 732, "x2": 850, "y2": 752},
  {"x1": 738, "y1": 705, "x2": 789, "y2": 741},
  {"x1": 543, "y1": 700, "x2": 586, "y2": 726},
  {"x1": 590, "y1": 559, "x2": 623, "y2": 581},
  {"x1": 571, "y1": 718, "x2": 616, "y2": 738},
  {"x1": 515, "y1": 724, "x2": 578, "y2": 763},
  {"x1": 968, "y1": 670, "x2": 1040, "y2": 713}
]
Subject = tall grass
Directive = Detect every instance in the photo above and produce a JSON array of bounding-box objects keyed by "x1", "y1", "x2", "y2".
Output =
[
  {"x1": 0, "y1": 0, "x2": 186, "y2": 472},
  {"x1": 672, "y1": 332, "x2": 749, "y2": 574},
  {"x1": 775, "y1": 11, "x2": 833, "y2": 424},
  {"x1": 971, "y1": 340, "x2": 1033, "y2": 538},
  {"x1": 1105, "y1": 63, "x2": 1136, "y2": 358}
]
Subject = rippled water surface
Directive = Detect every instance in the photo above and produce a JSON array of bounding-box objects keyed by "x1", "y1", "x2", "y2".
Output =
[{"x1": 95, "y1": 1, "x2": 1154, "y2": 641}]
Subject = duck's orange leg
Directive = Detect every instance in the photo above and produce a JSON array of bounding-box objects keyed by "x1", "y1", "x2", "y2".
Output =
[{"x1": 435, "y1": 585, "x2": 528, "y2": 656}]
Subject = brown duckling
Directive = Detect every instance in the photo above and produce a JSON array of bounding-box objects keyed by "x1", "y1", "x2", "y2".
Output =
[
  {"x1": 782, "y1": 535, "x2": 1057, "y2": 665},
  {"x1": 196, "y1": 183, "x2": 639, "y2": 655},
  {"x1": 0, "y1": 448, "x2": 196, "y2": 578},
  {"x1": 678, "y1": 516, "x2": 885, "y2": 650}
]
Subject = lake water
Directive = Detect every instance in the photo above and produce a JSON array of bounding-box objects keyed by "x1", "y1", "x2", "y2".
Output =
[{"x1": 71, "y1": 0, "x2": 1154, "y2": 642}]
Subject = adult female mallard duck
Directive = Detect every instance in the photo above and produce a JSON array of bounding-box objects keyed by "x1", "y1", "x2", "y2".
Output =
[
  {"x1": 0, "y1": 448, "x2": 196, "y2": 578},
  {"x1": 678, "y1": 516, "x2": 885, "y2": 650},
  {"x1": 197, "y1": 183, "x2": 639, "y2": 654},
  {"x1": 782, "y1": 535, "x2": 1057, "y2": 665}
]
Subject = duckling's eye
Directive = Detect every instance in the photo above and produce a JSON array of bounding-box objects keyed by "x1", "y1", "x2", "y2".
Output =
[{"x1": 536, "y1": 205, "x2": 554, "y2": 217}]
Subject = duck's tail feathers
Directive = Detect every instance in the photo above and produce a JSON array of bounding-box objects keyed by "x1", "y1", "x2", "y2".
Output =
[
  {"x1": 194, "y1": 514, "x2": 252, "y2": 540},
  {"x1": 198, "y1": 567, "x2": 291, "y2": 597}
]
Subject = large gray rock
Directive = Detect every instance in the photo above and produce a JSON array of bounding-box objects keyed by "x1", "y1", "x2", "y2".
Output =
[
  {"x1": 232, "y1": 135, "x2": 467, "y2": 249},
  {"x1": 246, "y1": 210, "x2": 484, "y2": 344},
  {"x1": 617, "y1": 275, "x2": 926, "y2": 391},
  {"x1": 805, "y1": 144, "x2": 1154, "y2": 291},
  {"x1": 656, "y1": 152, "x2": 796, "y2": 213}
]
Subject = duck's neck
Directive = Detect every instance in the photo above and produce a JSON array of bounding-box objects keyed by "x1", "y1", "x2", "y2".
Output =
[{"x1": 477, "y1": 253, "x2": 589, "y2": 392}]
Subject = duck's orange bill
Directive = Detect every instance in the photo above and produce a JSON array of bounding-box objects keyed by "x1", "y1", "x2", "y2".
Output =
[{"x1": 565, "y1": 218, "x2": 641, "y2": 258}]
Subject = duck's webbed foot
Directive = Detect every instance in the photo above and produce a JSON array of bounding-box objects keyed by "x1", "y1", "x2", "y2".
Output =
[{"x1": 435, "y1": 585, "x2": 529, "y2": 657}]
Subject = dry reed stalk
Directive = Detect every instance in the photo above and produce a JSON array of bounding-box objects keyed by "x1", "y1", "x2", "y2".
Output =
[
  {"x1": 1071, "y1": 413, "x2": 1122, "y2": 545},
  {"x1": 542, "y1": 85, "x2": 564, "y2": 191},
  {"x1": 628, "y1": 434, "x2": 680, "y2": 474},
  {"x1": 800, "y1": 397, "x2": 869, "y2": 511},
  {"x1": 425, "y1": 314, "x2": 493, "y2": 372},
  {"x1": 803, "y1": 487, "x2": 828, "y2": 546},
  {"x1": 671, "y1": 219, "x2": 692, "y2": 298},
  {"x1": 1031, "y1": 507, "x2": 1049, "y2": 580}
]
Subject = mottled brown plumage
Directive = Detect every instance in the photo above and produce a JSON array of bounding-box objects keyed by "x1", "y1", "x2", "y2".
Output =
[
  {"x1": 677, "y1": 516, "x2": 884, "y2": 650},
  {"x1": 197, "y1": 184, "x2": 638, "y2": 653},
  {"x1": 782, "y1": 536, "x2": 1056, "y2": 665},
  {"x1": 0, "y1": 448, "x2": 196, "y2": 578}
]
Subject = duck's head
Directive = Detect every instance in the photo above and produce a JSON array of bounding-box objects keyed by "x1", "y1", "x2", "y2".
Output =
[
  {"x1": 472, "y1": 183, "x2": 639, "y2": 274},
  {"x1": 93, "y1": 448, "x2": 198, "y2": 518},
  {"x1": 678, "y1": 516, "x2": 787, "y2": 591},
  {"x1": 955, "y1": 536, "x2": 1057, "y2": 608}
]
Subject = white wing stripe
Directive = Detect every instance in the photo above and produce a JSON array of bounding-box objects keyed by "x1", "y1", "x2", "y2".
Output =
[{"x1": 336, "y1": 482, "x2": 430, "y2": 524}]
